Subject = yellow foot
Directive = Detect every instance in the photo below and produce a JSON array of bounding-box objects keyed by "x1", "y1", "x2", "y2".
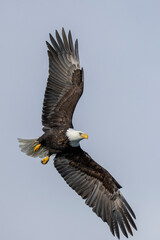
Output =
[
  {"x1": 41, "y1": 156, "x2": 49, "y2": 165},
  {"x1": 34, "y1": 144, "x2": 41, "y2": 152}
]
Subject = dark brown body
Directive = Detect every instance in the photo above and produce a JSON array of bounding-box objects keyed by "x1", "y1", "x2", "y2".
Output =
[{"x1": 38, "y1": 128, "x2": 70, "y2": 155}]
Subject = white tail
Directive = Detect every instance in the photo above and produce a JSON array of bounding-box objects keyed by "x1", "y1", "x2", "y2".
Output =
[{"x1": 18, "y1": 138, "x2": 48, "y2": 158}]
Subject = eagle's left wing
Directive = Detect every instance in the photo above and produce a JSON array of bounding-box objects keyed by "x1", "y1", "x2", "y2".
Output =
[{"x1": 54, "y1": 148, "x2": 137, "y2": 239}]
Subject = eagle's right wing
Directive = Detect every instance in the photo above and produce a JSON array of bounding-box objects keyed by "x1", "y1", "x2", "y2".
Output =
[
  {"x1": 42, "y1": 28, "x2": 84, "y2": 131},
  {"x1": 54, "y1": 148, "x2": 137, "y2": 239}
]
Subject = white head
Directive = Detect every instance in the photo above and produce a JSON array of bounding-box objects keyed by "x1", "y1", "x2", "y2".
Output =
[{"x1": 66, "y1": 128, "x2": 88, "y2": 147}]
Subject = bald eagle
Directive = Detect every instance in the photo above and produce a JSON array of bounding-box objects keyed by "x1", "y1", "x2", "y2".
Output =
[{"x1": 18, "y1": 28, "x2": 137, "y2": 238}]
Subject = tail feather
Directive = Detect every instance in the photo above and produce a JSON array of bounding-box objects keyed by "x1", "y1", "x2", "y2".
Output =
[{"x1": 18, "y1": 138, "x2": 48, "y2": 158}]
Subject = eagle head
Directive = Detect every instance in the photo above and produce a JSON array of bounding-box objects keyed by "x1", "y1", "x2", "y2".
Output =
[{"x1": 66, "y1": 128, "x2": 88, "y2": 147}]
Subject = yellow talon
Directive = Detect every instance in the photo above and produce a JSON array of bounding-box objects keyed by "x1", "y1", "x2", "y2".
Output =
[
  {"x1": 34, "y1": 144, "x2": 41, "y2": 152},
  {"x1": 41, "y1": 156, "x2": 49, "y2": 165}
]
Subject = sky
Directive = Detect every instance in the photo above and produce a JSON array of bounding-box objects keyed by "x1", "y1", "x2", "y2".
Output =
[{"x1": 1, "y1": 0, "x2": 160, "y2": 239}]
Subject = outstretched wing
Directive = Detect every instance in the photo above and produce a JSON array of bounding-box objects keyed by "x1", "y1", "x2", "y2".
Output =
[
  {"x1": 42, "y1": 28, "x2": 84, "y2": 130},
  {"x1": 54, "y1": 148, "x2": 137, "y2": 239}
]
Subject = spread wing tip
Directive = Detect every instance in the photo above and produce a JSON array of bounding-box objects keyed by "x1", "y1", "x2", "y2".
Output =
[{"x1": 47, "y1": 28, "x2": 80, "y2": 67}]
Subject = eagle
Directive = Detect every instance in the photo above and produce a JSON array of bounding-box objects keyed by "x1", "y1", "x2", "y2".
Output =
[{"x1": 18, "y1": 28, "x2": 137, "y2": 239}]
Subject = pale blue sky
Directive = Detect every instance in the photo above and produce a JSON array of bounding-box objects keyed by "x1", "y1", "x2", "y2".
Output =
[{"x1": 1, "y1": 1, "x2": 160, "y2": 239}]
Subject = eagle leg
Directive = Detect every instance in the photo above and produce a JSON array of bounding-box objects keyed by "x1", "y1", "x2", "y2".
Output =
[
  {"x1": 41, "y1": 156, "x2": 50, "y2": 165},
  {"x1": 34, "y1": 144, "x2": 41, "y2": 151}
]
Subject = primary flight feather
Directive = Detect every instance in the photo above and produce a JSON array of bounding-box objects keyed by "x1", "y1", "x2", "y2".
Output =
[{"x1": 18, "y1": 28, "x2": 137, "y2": 238}]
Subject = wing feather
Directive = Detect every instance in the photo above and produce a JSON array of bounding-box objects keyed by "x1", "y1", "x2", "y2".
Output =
[
  {"x1": 54, "y1": 149, "x2": 137, "y2": 239},
  {"x1": 62, "y1": 28, "x2": 70, "y2": 53},
  {"x1": 49, "y1": 33, "x2": 61, "y2": 52},
  {"x1": 68, "y1": 30, "x2": 74, "y2": 55},
  {"x1": 75, "y1": 39, "x2": 79, "y2": 62},
  {"x1": 56, "y1": 30, "x2": 66, "y2": 52}
]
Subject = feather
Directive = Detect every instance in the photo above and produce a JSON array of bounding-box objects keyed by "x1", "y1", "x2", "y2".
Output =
[
  {"x1": 68, "y1": 30, "x2": 74, "y2": 55},
  {"x1": 62, "y1": 28, "x2": 70, "y2": 53},
  {"x1": 49, "y1": 33, "x2": 61, "y2": 52},
  {"x1": 56, "y1": 30, "x2": 65, "y2": 52},
  {"x1": 75, "y1": 39, "x2": 79, "y2": 62}
]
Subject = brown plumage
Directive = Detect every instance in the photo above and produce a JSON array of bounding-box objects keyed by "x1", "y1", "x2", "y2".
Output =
[
  {"x1": 18, "y1": 28, "x2": 137, "y2": 239},
  {"x1": 42, "y1": 29, "x2": 83, "y2": 130},
  {"x1": 55, "y1": 147, "x2": 137, "y2": 239}
]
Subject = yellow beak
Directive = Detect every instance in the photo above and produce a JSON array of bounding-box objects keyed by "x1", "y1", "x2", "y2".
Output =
[{"x1": 81, "y1": 133, "x2": 88, "y2": 139}]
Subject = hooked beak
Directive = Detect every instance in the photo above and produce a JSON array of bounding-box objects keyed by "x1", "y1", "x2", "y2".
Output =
[{"x1": 81, "y1": 133, "x2": 88, "y2": 139}]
